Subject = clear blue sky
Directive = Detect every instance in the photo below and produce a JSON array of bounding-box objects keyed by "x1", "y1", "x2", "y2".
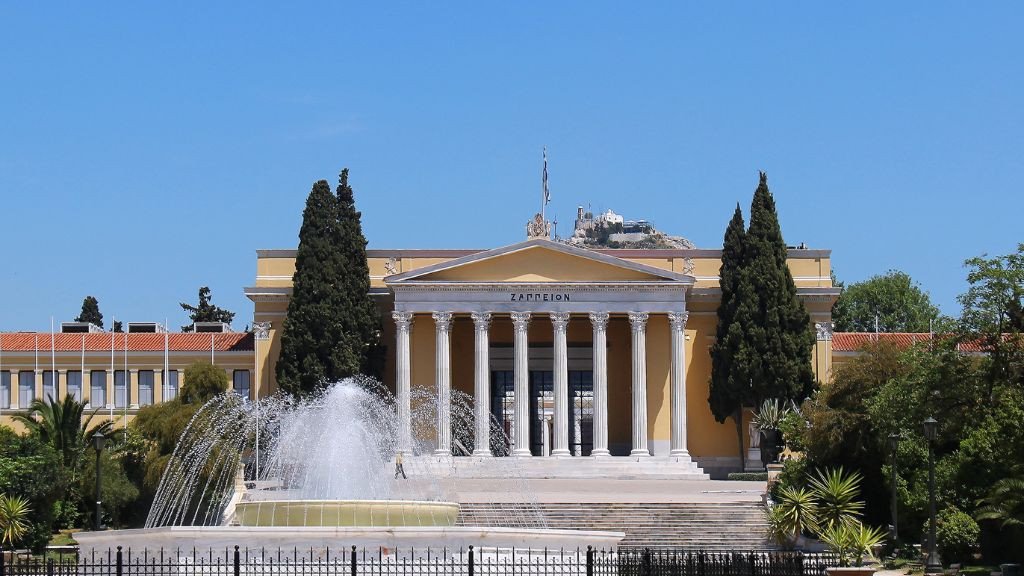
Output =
[{"x1": 2, "y1": 3, "x2": 1021, "y2": 331}]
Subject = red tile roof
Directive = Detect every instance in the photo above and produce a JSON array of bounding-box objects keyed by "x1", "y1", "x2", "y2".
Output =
[
  {"x1": 0, "y1": 332, "x2": 253, "y2": 352},
  {"x1": 833, "y1": 332, "x2": 992, "y2": 353}
]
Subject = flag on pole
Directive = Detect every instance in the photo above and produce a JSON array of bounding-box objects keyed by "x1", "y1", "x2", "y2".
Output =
[{"x1": 542, "y1": 147, "x2": 550, "y2": 206}]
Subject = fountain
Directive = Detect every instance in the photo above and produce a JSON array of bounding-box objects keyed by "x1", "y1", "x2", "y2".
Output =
[{"x1": 75, "y1": 377, "x2": 622, "y2": 555}]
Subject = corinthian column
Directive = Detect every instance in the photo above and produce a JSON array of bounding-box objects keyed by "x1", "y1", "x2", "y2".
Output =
[
  {"x1": 510, "y1": 311, "x2": 532, "y2": 457},
  {"x1": 471, "y1": 312, "x2": 492, "y2": 457},
  {"x1": 392, "y1": 312, "x2": 414, "y2": 454},
  {"x1": 550, "y1": 312, "x2": 571, "y2": 457},
  {"x1": 432, "y1": 312, "x2": 453, "y2": 456},
  {"x1": 668, "y1": 311, "x2": 690, "y2": 458},
  {"x1": 589, "y1": 312, "x2": 610, "y2": 457},
  {"x1": 628, "y1": 312, "x2": 650, "y2": 457}
]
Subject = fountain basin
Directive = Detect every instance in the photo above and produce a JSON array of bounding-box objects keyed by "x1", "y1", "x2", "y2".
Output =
[{"x1": 234, "y1": 500, "x2": 460, "y2": 527}]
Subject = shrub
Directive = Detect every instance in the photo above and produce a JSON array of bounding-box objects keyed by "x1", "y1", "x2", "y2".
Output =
[
  {"x1": 728, "y1": 472, "x2": 768, "y2": 481},
  {"x1": 932, "y1": 506, "x2": 980, "y2": 564},
  {"x1": 181, "y1": 362, "x2": 229, "y2": 404}
]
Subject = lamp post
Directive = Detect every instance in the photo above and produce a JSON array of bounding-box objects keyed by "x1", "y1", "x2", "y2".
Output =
[
  {"x1": 92, "y1": 431, "x2": 106, "y2": 531},
  {"x1": 888, "y1": 432, "x2": 900, "y2": 543},
  {"x1": 923, "y1": 417, "x2": 941, "y2": 574}
]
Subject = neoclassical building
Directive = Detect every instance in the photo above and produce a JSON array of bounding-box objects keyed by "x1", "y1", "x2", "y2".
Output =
[{"x1": 247, "y1": 238, "x2": 841, "y2": 477}]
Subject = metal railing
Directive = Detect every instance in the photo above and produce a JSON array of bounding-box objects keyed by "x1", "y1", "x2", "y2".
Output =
[{"x1": 0, "y1": 547, "x2": 839, "y2": 576}]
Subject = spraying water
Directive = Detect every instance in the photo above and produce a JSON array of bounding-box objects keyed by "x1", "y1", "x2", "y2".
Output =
[{"x1": 145, "y1": 377, "x2": 545, "y2": 529}]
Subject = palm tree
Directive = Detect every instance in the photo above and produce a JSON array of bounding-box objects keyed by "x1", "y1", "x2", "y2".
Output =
[
  {"x1": 12, "y1": 395, "x2": 116, "y2": 478},
  {"x1": 0, "y1": 494, "x2": 31, "y2": 548},
  {"x1": 976, "y1": 476, "x2": 1024, "y2": 528},
  {"x1": 808, "y1": 467, "x2": 864, "y2": 530}
]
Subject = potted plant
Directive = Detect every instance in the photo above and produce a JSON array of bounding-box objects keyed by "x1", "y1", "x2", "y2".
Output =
[
  {"x1": 820, "y1": 521, "x2": 887, "y2": 575},
  {"x1": 754, "y1": 399, "x2": 789, "y2": 467}
]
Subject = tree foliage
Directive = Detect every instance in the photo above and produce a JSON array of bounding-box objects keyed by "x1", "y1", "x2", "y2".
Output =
[
  {"x1": 11, "y1": 394, "x2": 115, "y2": 478},
  {"x1": 788, "y1": 246, "x2": 1024, "y2": 562},
  {"x1": 709, "y1": 204, "x2": 749, "y2": 425},
  {"x1": 180, "y1": 361, "x2": 229, "y2": 404},
  {"x1": 741, "y1": 172, "x2": 816, "y2": 403},
  {"x1": 959, "y1": 243, "x2": 1024, "y2": 391},
  {"x1": 180, "y1": 287, "x2": 236, "y2": 331},
  {"x1": 0, "y1": 494, "x2": 30, "y2": 548},
  {"x1": 277, "y1": 170, "x2": 382, "y2": 396},
  {"x1": 75, "y1": 296, "x2": 104, "y2": 328},
  {"x1": 832, "y1": 270, "x2": 943, "y2": 333},
  {"x1": 0, "y1": 427, "x2": 65, "y2": 552}
]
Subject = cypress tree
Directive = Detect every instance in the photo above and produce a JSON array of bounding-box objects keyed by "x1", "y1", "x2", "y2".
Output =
[
  {"x1": 75, "y1": 296, "x2": 104, "y2": 328},
  {"x1": 333, "y1": 169, "x2": 383, "y2": 379},
  {"x1": 276, "y1": 171, "x2": 383, "y2": 396},
  {"x1": 708, "y1": 204, "x2": 752, "y2": 469},
  {"x1": 276, "y1": 180, "x2": 345, "y2": 395},
  {"x1": 741, "y1": 172, "x2": 816, "y2": 403}
]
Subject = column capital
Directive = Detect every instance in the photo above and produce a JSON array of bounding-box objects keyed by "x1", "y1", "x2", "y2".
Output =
[
  {"x1": 549, "y1": 311, "x2": 570, "y2": 332},
  {"x1": 668, "y1": 311, "x2": 689, "y2": 331},
  {"x1": 432, "y1": 311, "x2": 453, "y2": 331},
  {"x1": 392, "y1": 311, "x2": 415, "y2": 332},
  {"x1": 628, "y1": 311, "x2": 649, "y2": 331},
  {"x1": 815, "y1": 321, "x2": 834, "y2": 341},
  {"x1": 510, "y1": 311, "x2": 531, "y2": 331},
  {"x1": 589, "y1": 311, "x2": 610, "y2": 332},
  {"x1": 470, "y1": 311, "x2": 492, "y2": 330},
  {"x1": 253, "y1": 321, "x2": 272, "y2": 340}
]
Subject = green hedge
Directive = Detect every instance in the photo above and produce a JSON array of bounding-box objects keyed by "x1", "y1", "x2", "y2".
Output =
[{"x1": 727, "y1": 472, "x2": 768, "y2": 481}]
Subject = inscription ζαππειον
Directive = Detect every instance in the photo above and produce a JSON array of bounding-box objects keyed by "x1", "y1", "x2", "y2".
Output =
[{"x1": 510, "y1": 293, "x2": 571, "y2": 302}]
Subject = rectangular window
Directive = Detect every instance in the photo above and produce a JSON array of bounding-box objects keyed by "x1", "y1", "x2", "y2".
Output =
[
  {"x1": 233, "y1": 370, "x2": 250, "y2": 400},
  {"x1": 67, "y1": 371, "x2": 83, "y2": 402},
  {"x1": 19, "y1": 371, "x2": 35, "y2": 407},
  {"x1": 0, "y1": 371, "x2": 10, "y2": 409},
  {"x1": 114, "y1": 370, "x2": 128, "y2": 408},
  {"x1": 164, "y1": 370, "x2": 178, "y2": 400},
  {"x1": 90, "y1": 371, "x2": 107, "y2": 407},
  {"x1": 138, "y1": 370, "x2": 154, "y2": 406},
  {"x1": 43, "y1": 370, "x2": 58, "y2": 401}
]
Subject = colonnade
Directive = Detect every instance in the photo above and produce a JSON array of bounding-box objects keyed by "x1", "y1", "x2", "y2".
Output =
[{"x1": 391, "y1": 310, "x2": 690, "y2": 459}]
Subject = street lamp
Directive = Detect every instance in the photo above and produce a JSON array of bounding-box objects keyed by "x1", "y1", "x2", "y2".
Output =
[
  {"x1": 92, "y1": 431, "x2": 106, "y2": 531},
  {"x1": 887, "y1": 433, "x2": 900, "y2": 543},
  {"x1": 923, "y1": 417, "x2": 941, "y2": 574}
]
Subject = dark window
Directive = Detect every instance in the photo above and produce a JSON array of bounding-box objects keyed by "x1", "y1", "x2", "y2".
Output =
[
  {"x1": 90, "y1": 371, "x2": 106, "y2": 407},
  {"x1": 114, "y1": 370, "x2": 128, "y2": 408},
  {"x1": 42, "y1": 370, "x2": 58, "y2": 401},
  {"x1": 0, "y1": 371, "x2": 10, "y2": 409},
  {"x1": 67, "y1": 371, "x2": 82, "y2": 402},
  {"x1": 233, "y1": 370, "x2": 250, "y2": 400},
  {"x1": 138, "y1": 370, "x2": 154, "y2": 406},
  {"x1": 18, "y1": 371, "x2": 34, "y2": 407},
  {"x1": 164, "y1": 370, "x2": 178, "y2": 400}
]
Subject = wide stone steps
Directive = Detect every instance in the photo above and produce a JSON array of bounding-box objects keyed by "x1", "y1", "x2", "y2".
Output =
[{"x1": 456, "y1": 502, "x2": 771, "y2": 550}]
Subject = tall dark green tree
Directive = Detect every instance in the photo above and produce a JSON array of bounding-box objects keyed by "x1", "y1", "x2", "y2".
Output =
[
  {"x1": 276, "y1": 180, "x2": 343, "y2": 394},
  {"x1": 334, "y1": 169, "x2": 384, "y2": 378},
  {"x1": 709, "y1": 204, "x2": 751, "y2": 468},
  {"x1": 180, "y1": 287, "x2": 236, "y2": 331},
  {"x1": 75, "y1": 296, "x2": 104, "y2": 328},
  {"x1": 741, "y1": 172, "x2": 816, "y2": 403},
  {"x1": 276, "y1": 171, "x2": 381, "y2": 396}
]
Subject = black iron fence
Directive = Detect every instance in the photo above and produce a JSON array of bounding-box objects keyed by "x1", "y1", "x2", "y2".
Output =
[{"x1": 0, "y1": 547, "x2": 839, "y2": 576}]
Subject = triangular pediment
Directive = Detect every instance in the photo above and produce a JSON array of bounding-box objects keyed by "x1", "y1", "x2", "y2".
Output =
[{"x1": 386, "y1": 239, "x2": 691, "y2": 284}]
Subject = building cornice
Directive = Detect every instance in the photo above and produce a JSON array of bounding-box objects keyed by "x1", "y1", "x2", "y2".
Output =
[{"x1": 257, "y1": 247, "x2": 832, "y2": 259}]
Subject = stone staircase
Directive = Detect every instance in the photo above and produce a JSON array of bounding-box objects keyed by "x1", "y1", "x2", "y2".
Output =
[{"x1": 457, "y1": 502, "x2": 772, "y2": 550}]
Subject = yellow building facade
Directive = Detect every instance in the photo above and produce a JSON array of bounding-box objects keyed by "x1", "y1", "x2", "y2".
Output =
[
  {"x1": 0, "y1": 237, "x2": 840, "y2": 477},
  {"x1": 246, "y1": 238, "x2": 841, "y2": 477}
]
